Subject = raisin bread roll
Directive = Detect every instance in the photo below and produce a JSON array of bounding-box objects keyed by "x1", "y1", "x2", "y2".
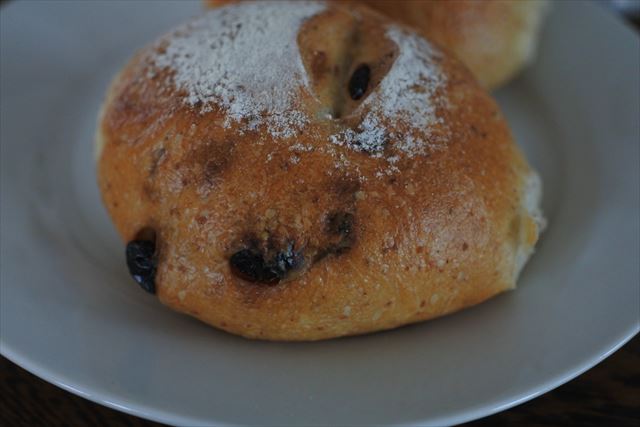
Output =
[
  {"x1": 207, "y1": 0, "x2": 549, "y2": 90},
  {"x1": 96, "y1": 1, "x2": 544, "y2": 340}
]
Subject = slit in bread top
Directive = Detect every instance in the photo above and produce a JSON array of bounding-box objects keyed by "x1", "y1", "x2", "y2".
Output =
[{"x1": 149, "y1": 0, "x2": 449, "y2": 162}]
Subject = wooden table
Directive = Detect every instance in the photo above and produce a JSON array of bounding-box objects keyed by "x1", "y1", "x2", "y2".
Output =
[{"x1": 1, "y1": 335, "x2": 638, "y2": 426}]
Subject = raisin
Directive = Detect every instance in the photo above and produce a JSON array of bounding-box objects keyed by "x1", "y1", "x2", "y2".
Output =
[
  {"x1": 230, "y1": 244, "x2": 303, "y2": 285},
  {"x1": 274, "y1": 242, "x2": 303, "y2": 274},
  {"x1": 348, "y1": 64, "x2": 370, "y2": 100},
  {"x1": 229, "y1": 249, "x2": 278, "y2": 284},
  {"x1": 126, "y1": 240, "x2": 157, "y2": 294}
]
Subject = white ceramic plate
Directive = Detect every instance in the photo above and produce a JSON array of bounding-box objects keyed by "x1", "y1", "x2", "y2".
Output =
[{"x1": 1, "y1": 1, "x2": 638, "y2": 426}]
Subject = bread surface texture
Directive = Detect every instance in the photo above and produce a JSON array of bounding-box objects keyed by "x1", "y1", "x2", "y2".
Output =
[{"x1": 97, "y1": 1, "x2": 543, "y2": 340}]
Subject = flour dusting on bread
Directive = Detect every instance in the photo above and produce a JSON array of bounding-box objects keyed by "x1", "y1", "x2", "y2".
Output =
[
  {"x1": 330, "y1": 26, "x2": 448, "y2": 156},
  {"x1": 152, "y1": 1, "x2": 325, "y2": 138},
  {"x1": 151, "y1": 0, "x2": 449, "y2": 161}
]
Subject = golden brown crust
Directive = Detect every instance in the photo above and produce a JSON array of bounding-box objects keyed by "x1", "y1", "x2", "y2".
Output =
[
  {"x1": 97, "y1": 1, "x2": 541, "y2": 340},
  {"x1": 207, "y1": 0, "x2": 548, "y2": 89}
]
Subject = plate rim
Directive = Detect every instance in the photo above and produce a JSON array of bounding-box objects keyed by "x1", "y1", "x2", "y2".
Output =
[{"x1": 2, "y1": 326, "x2": 639, "y2": 426}]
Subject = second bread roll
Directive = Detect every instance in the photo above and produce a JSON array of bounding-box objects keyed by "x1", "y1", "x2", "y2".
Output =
[{"x1": 206, "y1": 0, "x2": 549, "y2": 90}]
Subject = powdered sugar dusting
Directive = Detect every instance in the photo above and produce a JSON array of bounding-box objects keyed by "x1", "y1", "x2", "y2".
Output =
[
  {"x1": 152, "y1": 1, "x2": 325, "y2": 138},
  {"x1": 331, "y1": 26, "x2": 448, "y2": 157}
]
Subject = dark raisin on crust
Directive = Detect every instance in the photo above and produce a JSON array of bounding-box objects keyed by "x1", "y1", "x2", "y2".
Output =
[
  {"x1": 230, "y1": 243, "x2": 303, "y2": 285},
  {"x1": 230, "y1": 209, "x2": 357, "y2": 284},
  {"x1": 229, "y1": 249, "x2": 278, "y2": 284},
  {"x1": 126, "y1": 240, "x2": 157, "y2": 294},
  {"x1": 273, "y1": 243, "x2": 303, "y2": 276},
  {"x1": 348, "y1": 64, "x2": 370, "y2": 100}
]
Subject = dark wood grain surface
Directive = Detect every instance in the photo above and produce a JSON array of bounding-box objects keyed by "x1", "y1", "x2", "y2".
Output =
[
  {"x1": 2, "y1": 1, "x2": 639, "y2": 426},
  {"x1": 1, "y1": 335, "x2": 638, "y2": 426}
]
